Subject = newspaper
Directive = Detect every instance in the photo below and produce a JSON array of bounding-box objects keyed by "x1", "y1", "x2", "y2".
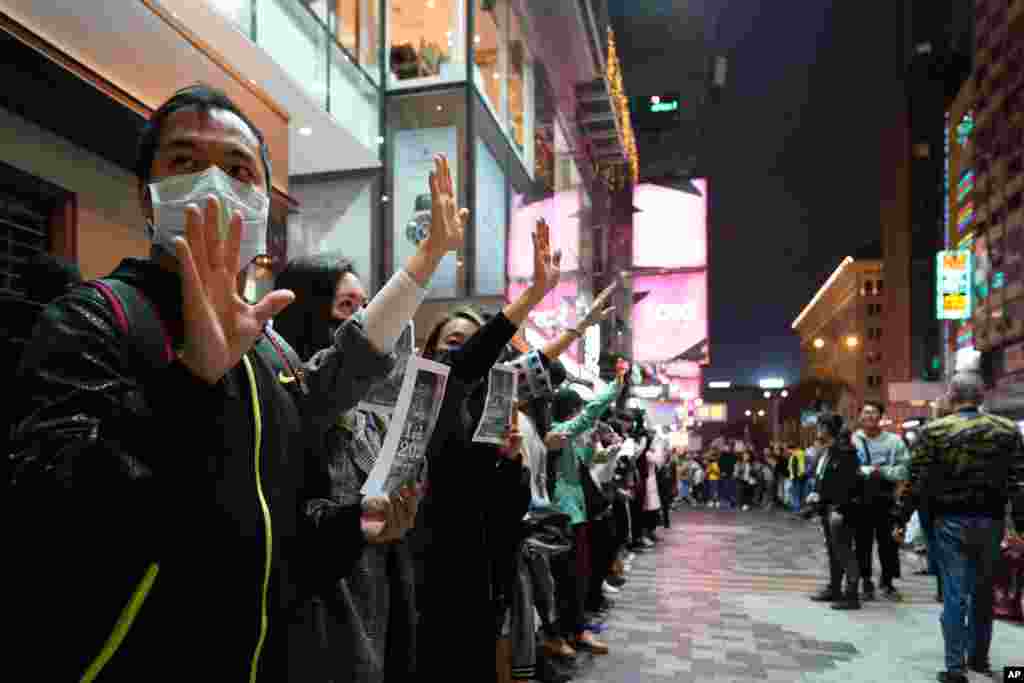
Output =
[
  {"x1": 358, "y1": 322, "x2": 414, "y2": 416},
  {"x1": 361, "y1": 355, "x2": 450, "y2": 498},
  {"x1": 472, "y1": 364, "x2": 519, "y2": 445},
  {"x1": 509, "y1": 350, "x2": 553, "y2": 400}
]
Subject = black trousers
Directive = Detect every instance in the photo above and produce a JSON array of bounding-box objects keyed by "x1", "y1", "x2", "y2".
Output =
[
  {"x1": 552, "y1": 523, "x2": 589, "y2": 637},
  {"x1": 829, "y1": 507, "x2": 860, "y2": 592},
  {"x1": 585, "y1": 515, "x2": 617, "y2": 610},
  {"x1": 856, "y1": 500, "x2": 901, "y2": 586},
  {"x1": 821, "y1": 508, "x2": 842, "y2": 592}
]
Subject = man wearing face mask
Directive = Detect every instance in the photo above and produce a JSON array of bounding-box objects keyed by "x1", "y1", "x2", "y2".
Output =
[{"x1": 5, "y1": 84, "x2": 455, "y2": 682}]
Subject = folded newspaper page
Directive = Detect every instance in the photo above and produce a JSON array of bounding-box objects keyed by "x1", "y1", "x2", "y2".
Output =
[
  {"x1": 358, "y1": 322, "x2": 414, "y2": 416},
  {"x1": 361, "y1": 355, "x2": 450, "y2": 498},
  {"x1": 472, "y1": 364, "x2": 519, "y2": 445}
]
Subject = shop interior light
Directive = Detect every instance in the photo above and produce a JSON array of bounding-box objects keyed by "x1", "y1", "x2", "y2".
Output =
[
  {"x1": 846, "y1": 335, "x2": 859, "y2": 348},
  {"x1": 763, "y1": 391, "x2": 772, "y2": 399},
  {"x1": 781, "y1": 390, "x2": 789, "y2": 398},
  {"x1": 813, "y1": 338, "x2": 825, "y2": 349},
  {"x1": 745, "y1": 410, "x2": 752, "y2": 417},
  {"x1": 757, "y1": 409, "x2": 766, "y2": 417},
  {"x1": 298, "y1": 127, "x2": 312, "y2": 136}
]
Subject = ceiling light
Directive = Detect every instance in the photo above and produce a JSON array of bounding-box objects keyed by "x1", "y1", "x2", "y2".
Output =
[
  {"x1": 377, "y1": 135, "x2": 385, "y2": 144},
  {"x1": 758, "y1": 409, "x2": 766, "y2": 417},
  {"x1": 437, "y1": 105, "x2": 443, "y2": 111},
  {"x1": 426, "y1": 0, "x2": 435, "y2": 7},
  {"x1": 846, "y1": 335, "x2": 859, "y2": 348},
  {"x1": 493, "y1": 72, "x2": 501, "y2": 79},
  {"x1": 813, "y1": 338, "x2": 825, "y2": 349},
  {"x1": 298, "y1": 127, "x2": 313, "y2": 136},
  {"x1": 474, "y1": 35, "x2": 481, "y2": 44}
]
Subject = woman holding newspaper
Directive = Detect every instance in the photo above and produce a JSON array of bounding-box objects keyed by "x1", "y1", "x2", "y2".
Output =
[
  {"x1": 411, "y1": 216, "x2": 564, "y2": 683},
  {"x1": 274, "y1": 154, "x2": 466, "y2": 682}
]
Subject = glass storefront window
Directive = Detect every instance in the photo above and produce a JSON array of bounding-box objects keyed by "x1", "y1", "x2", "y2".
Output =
[
  {"x1": 387, "y1": 0, "x2": 466, "y2": 88},
  {"x1": 472, "y1": 0, "x2": 506, "y2": 129},
  {"x1": 388, "y1": 90, "x2": 468, "y2": 298},
  {"x1": 329, "y1": 0, "x2": 381, "y2": 83},
  {"x1": 258, "y1": 0, "x2": 329, "y2": 109},
  {"x1": 507, "y1": 7, "x2": 533, "y2": 172},
  {"x1": 328, "y1": 39, "x2": 381, "y2": 150},
  {"x1": 474, "y1": 136, "x2": 507, "y2": 295},
  {"x1": 212, "y1": 0, "x2": 253, "y2": 35}
]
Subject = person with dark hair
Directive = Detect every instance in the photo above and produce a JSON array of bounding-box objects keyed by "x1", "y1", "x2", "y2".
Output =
[
  {"x1": 852, "y1": 400, "x2": 909, "y2": 602},
  {"x1": 6, "y1": 84, "x2": 420, "y2": 682},
  {"x1": 804, "y1": 414, "x2": 864, "y2": 610},
  {"x1": 547, "y1": 364, "x2": 626, "y2": 656},
  {"x1": 271, "y1": 155, "x2": 466, "y2": 682},
  {"x1": 411, "y1": 218, "x2": 562, "y2": 683},
  {"x1": 897, "y1": 371, "x2": 1024, "y2": 682}
]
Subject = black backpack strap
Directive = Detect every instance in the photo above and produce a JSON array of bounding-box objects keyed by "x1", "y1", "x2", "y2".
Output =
[{"x1": 84, "y1": 279, "x2": 175, "y2": 370}]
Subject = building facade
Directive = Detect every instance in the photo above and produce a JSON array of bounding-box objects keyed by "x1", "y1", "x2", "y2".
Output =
[{"x1": 792, "y1": 256, "x2": 887, "y2": 423}]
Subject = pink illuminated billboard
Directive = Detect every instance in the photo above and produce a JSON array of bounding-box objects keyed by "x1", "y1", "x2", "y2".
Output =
[
  {"x1": 632, "y1": 181, "x2": 708, "y2": 269},
  {"x1": 632, "y1": 272, "x2": 708, "y2": 365},
  {"x1": 509, "y1": 190, "x2": 581, "y2": 279},
  {"x1": 507, "y1": 278, "x2": 581, "y2": 361}
]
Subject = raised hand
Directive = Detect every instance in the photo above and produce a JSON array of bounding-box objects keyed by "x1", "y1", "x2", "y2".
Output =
[
  {"x1": 531, "y1": 218, "x2": 562, "y2": 298},
  {"x1": 174, "y1": 196, "x2": 294, "y2": 384},
  {"x1": 580, "y1": 281, "x2": 618, "y2": 330},
  {"x1": 362, "y1": 486, "x2": 420, "y2": 544},
  {"x1": 424, "y1": 154, "x2": 468, "y2": 254}
]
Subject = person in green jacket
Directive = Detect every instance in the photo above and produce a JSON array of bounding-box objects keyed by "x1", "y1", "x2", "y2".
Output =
[{"x1": 548, "y1": 366, "x2": 626, "y2": 655}]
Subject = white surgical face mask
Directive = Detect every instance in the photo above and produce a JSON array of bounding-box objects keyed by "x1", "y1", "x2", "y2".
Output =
[{"x1": 148, "y1": 165, "x2": 269, "y2": 272}]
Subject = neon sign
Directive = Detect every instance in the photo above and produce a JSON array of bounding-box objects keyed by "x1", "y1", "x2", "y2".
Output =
[
  {"x1": 957, "y1": 201, "x2": 974, "y2": 233},
  {"x1": 957, "y1": 170, "x2": 974, "y2": 203}
]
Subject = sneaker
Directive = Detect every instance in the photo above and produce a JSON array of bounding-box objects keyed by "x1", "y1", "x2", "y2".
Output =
[
  {"x1": 575, "y1": 631, "x2": 609, "y2": 655},
  {"x1": 861, "y1": 582, "x2": 876, "y2": 602},
  {"x1": 935, "y1": 672, "x2": 968, "y2": 683},
  {"x1": 607, "y1": 575, "x2": 626, "y2": 588},
  {"x1": 830, "y1": 593, "x2": 861, "y2": 611},
  {"x1": 966, "y1": 658, "x2": 993, "y2": 676},
  {"x1": 707, "y1": 501, "x2": 714, "y2": 508},
  {"x1": 881, "y1": 585, "x2": 903, "y2": 602},
  {"x1": 626, "y1": 553, "x2": 637, "y2": 562},
  {"x1": 602, "y1": 581, "x2": 621, "y2": 595},
  {"x1": 742, "y1": 505, "x2": 750, "y2": 511},
  {"x1": 640, "y1": 538, "x2": 655, "y2": 549}
]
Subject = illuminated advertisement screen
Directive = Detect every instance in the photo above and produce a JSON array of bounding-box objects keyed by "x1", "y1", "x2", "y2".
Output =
[
  {"x1": 936, "y1": 250, "x2": 973, "y2": 320},
  {"x1": 508, "y1": 190, "x2": 581, "y2": 279},
  {"x1": 507, "y1": 278, "x2": 581, "y2": 362},
  {"x1": 632, "y1": 272, "x2": 708, "y2": 365},
  {"x1": 632, "y1": 181, "x2": 707, "y2": 269}
]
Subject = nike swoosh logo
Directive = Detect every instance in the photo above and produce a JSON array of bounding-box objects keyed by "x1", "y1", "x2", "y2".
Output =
[{"x1": 279, "y1": 371, "x2": 296, "y2": 384}]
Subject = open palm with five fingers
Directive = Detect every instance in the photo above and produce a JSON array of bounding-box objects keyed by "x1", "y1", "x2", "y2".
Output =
[
  {"x1": 580, "y1": 281, "x2": 618, "y2": 330},
  {"x1": 532, "y1": 217, "x2": 562, "y2": 297},
  {"x1": 174, "y1": 196, "x2": 295, "y2": 384},
  {"x1": 424, "y1": 154, "x2": 469, "y2": 254}
]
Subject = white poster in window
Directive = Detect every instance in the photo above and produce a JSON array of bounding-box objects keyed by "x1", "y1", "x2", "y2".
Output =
[
  {"x1": 361, "y1": 356, "x2": 450, "y2": 498},
  {"x1": 472, "y1": 364, "x2": 519, "y2": 445},
  {"x1": 393, "y1": 126, "x2": 459, "y2": 297}
]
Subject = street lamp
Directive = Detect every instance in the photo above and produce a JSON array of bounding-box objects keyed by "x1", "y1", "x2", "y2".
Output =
[
  {"x1": 745, "y1": 410, "x2": 752, "y2": 417},
  {"x1": 813, "y1": 338, "x2": 825, "y2": 349},
  {"x1": 781, "y1": 390, "x2": 789, "y2": 398},
  {"x1": 764, "y1": 391, "x2": 772, "y2": 399},
  {"x1": 757, "y1": 409, "x2": 766, "y2": 417}
]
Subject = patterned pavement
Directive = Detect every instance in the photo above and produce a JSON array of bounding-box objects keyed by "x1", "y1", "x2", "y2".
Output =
[{"x1": 568, "y1": 506, "x2": 1024, "y2": 683}]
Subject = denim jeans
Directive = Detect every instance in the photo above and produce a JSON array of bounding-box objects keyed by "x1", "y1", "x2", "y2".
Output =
[
  {"x1": 918, "y1": 510, "x2": 942, "y2": 592},
  {"x1": 720, "y1": 477, "x2": 738, "y2": 508},
  {"x1": 790, "y1": 479, "x2": 807, "y2": 513},
  {"x1": 931, "y1": 514, "x2": 1003, "y2": 673}
]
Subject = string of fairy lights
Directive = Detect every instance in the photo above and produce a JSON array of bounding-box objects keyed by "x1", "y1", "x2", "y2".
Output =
[{"x1": 600, "y1": 27, "x2": 640, "y2": 192}]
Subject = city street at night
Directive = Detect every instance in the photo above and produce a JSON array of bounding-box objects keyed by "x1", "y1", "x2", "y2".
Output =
[{"x1": 571, "y1": 507, "x2": 1024, "y2": 683}]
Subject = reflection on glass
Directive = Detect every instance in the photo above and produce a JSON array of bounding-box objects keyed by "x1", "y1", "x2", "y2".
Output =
[
  {"x1": 326, "y1": 0, "x2": 380, "y2": 82},
  {"x1": 507, "y1": 7, "x2": 533, "y2": 170},
  {"x1": 328, "y1": 39, "x2": 381, "y2": 150},
  {"x1": 388, "y1": 91, "x2": 467, "y2": 298},
  {"x1": 475, "y1": 137, "x2": 507, "y2": 295},
  {"x1": 258, "y1": 0, "x2": 328, "y2": 109},
  {"x1": 388, "y1": 0, "x2": 465, "y2": 87},
  {"x1": 473, "y1": 0, "x2": 506, "y2": 126},
  {"x1": 213, "y1": 0, "x2": 253, "y2": 36}
]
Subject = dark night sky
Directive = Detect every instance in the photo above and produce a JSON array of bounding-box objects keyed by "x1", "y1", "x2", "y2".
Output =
[{"x1": 616, "y1": 1, "x2": 907, "y2": 386}]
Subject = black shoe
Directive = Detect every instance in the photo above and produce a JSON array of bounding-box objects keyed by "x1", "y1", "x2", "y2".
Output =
[
  {"x1": 606, "y1": 575, "x2": 626, "y2": 588},
  {"x1": 967, "y1": 658, "x2": 993, "y2": 676},
  {"x1": 935, "y1": 672, "x2": 968, "y2": 683},
  {"x1": 830, "y1": 591, "x2": 861, "y2": 610},
  {"x1": 810, "y1": 588, "x2": 841, "y2": 602},
  {"x1": 935, "y1": 592, "x2": 943, "y2": 603},
  {"x1": 861, "y1": 581, "x2": 876, "y2": 602}
]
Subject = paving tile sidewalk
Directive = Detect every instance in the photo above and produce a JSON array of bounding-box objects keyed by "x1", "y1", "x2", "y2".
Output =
[{"x1": 568, "y1": 507, "x2": 1024, "y2": 683}]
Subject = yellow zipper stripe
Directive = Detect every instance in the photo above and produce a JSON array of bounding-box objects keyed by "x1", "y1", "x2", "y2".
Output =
[
  {"x1": 242, "y1": 354, "x2": 273, "y2": 683},
  {"x1": 80, "y1": 562, "x2": 160, "y2": 683}
]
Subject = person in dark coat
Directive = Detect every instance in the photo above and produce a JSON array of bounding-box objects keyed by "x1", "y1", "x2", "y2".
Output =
[
  {"x1": 5, "y1": 84, "x2": 415, "y2": 682},
  {"x1": 412, "y1": 219, "x2": 562, "y2": 683}
]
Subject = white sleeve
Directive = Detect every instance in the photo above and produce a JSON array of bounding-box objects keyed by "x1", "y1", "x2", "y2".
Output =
[{"x1": 362, "y1": 269, "x2": 428, "y2": 352}]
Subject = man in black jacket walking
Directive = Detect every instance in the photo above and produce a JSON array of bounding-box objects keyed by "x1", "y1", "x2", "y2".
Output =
[{"x1": 805, "y1": 414, "x2": 864, "y2": 610}]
